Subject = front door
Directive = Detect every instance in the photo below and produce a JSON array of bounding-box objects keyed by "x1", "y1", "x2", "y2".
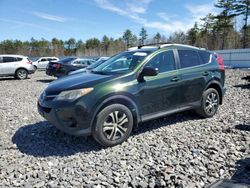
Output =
[
  {"x1": 38, "y1": 58, "x2": 49, "y2": 69},
  {"x1": 137, "y1": 50, "x2": 182, "y2": 117}
]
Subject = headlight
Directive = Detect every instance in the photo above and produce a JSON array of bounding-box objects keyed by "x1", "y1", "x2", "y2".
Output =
[{"x1": 56, "y1": 88, "x2": 93, "y2": 101}]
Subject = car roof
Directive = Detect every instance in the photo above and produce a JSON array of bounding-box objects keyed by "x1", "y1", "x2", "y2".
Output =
[
  {"x1": 76, "y1": 58, "x2": 95, "y2": 61},
  {"x1": 39, "y1": 57, "x2": 58, "y2": 58},
  {"x1": 0, "y1": 54, "x2": 27, "y2": 58}
]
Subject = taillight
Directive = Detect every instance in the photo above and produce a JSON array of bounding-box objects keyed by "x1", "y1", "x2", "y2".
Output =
[
  {"x1": 53, "y1": 63, "x2": 61, "y2": 69},
  {"x1": 214, "y1": 53, "x2": 224, "y2": 71},
  {"x1": 27, "y1": 61, "x2": 32, "y2": 65}
]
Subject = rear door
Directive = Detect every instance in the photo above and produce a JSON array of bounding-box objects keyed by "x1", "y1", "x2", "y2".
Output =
[
  {"x1": 1, "y1": 56, "x2": 18, "y2": 74},
  {"x1": 177, "y1": 49, "x2": 211, "y2": 106}
]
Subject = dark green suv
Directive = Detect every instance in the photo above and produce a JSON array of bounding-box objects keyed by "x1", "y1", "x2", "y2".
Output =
[{"x1": 38, "y1": 43, "x2": 226, "y2": 147}]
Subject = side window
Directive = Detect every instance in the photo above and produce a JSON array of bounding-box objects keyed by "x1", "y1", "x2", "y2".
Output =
[
  {"x1": 17, "y1": 58, "x2": 22, "y2": 61},
  {"x1": 199, "y1": 51, "x2": 212, "y2": 64},
  {"x1": 0, "y1": 57, "x2": 2, "y2": 63},
  {"x1": 146, "y1": 50, "x2": 176, "y2": 73},
  {"x1": 41, "y1": 58, "x2": 47, "y2": 62},
  {"x1": 3, "y1": 57, "x2": 15, "y2": 63},
  {"x1": 73, "y1": 61, "x2": 80, "y2": 65},
  {"x1": 178, "y1": 50, "x2": 201, "y2": 68}
]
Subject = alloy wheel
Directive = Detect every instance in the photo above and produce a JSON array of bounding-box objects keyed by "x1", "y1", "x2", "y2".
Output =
[
  {"x1": 103, "y1": 111, "x2": 129, "y2": 141},
  {"x1": 18, "y1": 70, "x2": 27, "y2": 79},
  {"x1": 205, "y1": 92, "x2": 218, "y2": 115}
]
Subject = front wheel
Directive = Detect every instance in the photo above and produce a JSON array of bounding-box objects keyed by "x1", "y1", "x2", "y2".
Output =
[
  {"x1": 93, "y1": 104, "x2": 134, "y2": 147},
  {"x1": 15, "y1": 69, "x2": 28, "y2": 80},
  {"x1": 196, "y1": 88, "x2": 220, "y2": 118}
]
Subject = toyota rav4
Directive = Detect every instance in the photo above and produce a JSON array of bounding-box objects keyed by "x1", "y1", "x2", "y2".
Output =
[{"x1": 38, "y1": 43, "x2": 226, "y2": 147}]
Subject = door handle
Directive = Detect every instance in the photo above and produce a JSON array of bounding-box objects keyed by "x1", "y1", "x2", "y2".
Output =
[
  {"x1": 171, "y1": 77, "x2": 180, "y2": 82},
  {"x1": 202, "y1": 71, "x2": 209, "y2": 76}
]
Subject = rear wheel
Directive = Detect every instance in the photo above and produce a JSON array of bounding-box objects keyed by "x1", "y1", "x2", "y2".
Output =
[
  {"x1": 93, "y1": 104, "x2": 133, "y2": 147},
  {"x1": 196, "y1": 88, "x2": 220, "y2": 118},
  {"x1": 15, "y1": 69, "x2": 28, "y2": 80}
]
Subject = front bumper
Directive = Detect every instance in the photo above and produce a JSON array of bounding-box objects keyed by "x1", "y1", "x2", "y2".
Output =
[{"x1": 37, "y1": 101, "x2": 92, "y2": 136}]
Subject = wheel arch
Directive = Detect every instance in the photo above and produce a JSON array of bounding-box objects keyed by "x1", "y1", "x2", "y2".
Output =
[
  {"x1": 90, "y1": 93, "x2": 140, "y2": 131},
  {"x1": 15, "y1": 67, "x2": 29, "y2": 75},
  {"x1": 205, "y1": 80, "x2": 223, "y2": 105}
]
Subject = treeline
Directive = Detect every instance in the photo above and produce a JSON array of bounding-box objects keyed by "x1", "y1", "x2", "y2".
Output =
[{"x1": 0, "y1": 0, "x2": 249, "y2": 57}]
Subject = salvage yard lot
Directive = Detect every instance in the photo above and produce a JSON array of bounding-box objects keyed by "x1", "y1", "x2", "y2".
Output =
[{"x1": 0, "y1": 70, "x2": 249, "y2": 187}]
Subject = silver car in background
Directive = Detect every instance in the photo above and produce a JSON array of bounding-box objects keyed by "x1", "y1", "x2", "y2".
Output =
[
  {"x1": 32, "y1": 56, "x2": 59, "y2": 69},
  {"x1": 0, "y1": 55, "x2": 36, "y2": 79}
]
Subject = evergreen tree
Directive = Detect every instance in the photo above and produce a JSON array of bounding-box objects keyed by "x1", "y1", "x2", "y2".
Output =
[
  {"x1": 154, "y1": 32, "x2": 161, "y2": 43},
  {"x1": 234, "y1": 0, "x2": 250, "y2": 48},
  {"x1": 122, "y1": 29, "x2": 133, "y2": 47},
  {"x1": 139, "y1": 27, "x2": 148, "y2": 45},
  {"x1": 214, "y1": 0, "x2": 237, "y2": 49}
]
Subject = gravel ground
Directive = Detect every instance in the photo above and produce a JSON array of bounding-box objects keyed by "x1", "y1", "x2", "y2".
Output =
[{"x1": 0, "y1": 69, "x2": 249, "y2": 188}]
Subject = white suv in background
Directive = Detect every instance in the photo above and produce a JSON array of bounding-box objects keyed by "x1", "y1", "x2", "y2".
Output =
[
  {"x1": 0, "y1": 55, "x2": 36, "y2": 79},
  {"x1": 33, "y1": 57, "x2": 59, "y2": 69}
]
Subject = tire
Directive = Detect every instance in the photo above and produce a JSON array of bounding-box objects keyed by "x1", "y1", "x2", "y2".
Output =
[
  {"x1": 93, "y1": 104, "x2": 134, "y2": 147},
  {"x1": 196, "y1": 88, "x2": 220, "y2": 118},
  {"x1": 15, "y1": 69, "x2": 28, "y2": 80}
]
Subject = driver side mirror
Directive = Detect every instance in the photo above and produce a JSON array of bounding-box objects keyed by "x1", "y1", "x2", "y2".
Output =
[{"x1": 138, "y1": 66, "x2": 158, "y2": 82}]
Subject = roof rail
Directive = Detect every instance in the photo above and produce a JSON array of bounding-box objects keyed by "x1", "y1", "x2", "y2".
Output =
[
  {"x1": 128, "y1": 43, "x2": 205, "y2": 51},
  {"x1": 138, "y1": 42, "x2": 173, "y2": 49}
]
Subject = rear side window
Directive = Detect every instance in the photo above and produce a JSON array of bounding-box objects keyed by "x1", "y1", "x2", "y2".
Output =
[
  {"x1": 199, "y1": 51, "x2": 212, "y2": 64},
  {"x1": 178, "y1": 50, "x2": 201, "y2": 68},
  {"x1": 147, "y1": 50, "x2": 176, "y2": 73},
  {"x1": 2, "y1": 57, "x2": 16, "y2": 63},
  {"x1": 17, "y1": 58, "x2": 22, "y2": 61}
]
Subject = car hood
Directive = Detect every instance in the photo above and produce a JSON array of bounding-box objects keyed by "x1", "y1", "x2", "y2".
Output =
[{"x1": 45, "y1": 72, "x2": 112, "y2": 94}]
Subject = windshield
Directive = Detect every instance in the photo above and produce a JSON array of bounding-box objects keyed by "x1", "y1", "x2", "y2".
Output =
[
  {"x1": 92, "y1": 51, "x2": 152, "y2": 74},
  {"x1": 87, "y1": 58, "x2": 108, "y2": 70}
]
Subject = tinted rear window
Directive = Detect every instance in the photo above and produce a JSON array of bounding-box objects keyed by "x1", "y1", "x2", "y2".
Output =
[
  {"x1": 17, "y1": 57, "x2": 23, "y2": 61},
  {"x1": 199, "y1": 51, "x2": 211, "y2": 64},
  {"x1": 3, "y1": 57, "x2": 16, "y2": 63},
  {"x1": 178, "y1": 50, "x2": 201, "y2": 68}
]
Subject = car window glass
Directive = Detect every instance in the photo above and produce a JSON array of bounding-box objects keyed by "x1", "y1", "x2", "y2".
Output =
[
  {"x1": 81, "y1": 60, "x2": 87, "y2": 65},
  {"x1": 178, "y1": 50, "x2": 201, "y2": 68},
  {"x1": 199, "y1": 51, "x2": 212, "y2": 64},
  {"x1": 17, "y1": 58, "x2": 22, "y2": 61},
  {"x1": 102, "y1": 56, "x2": 131, "y2": 72},
  {"x1": 74, "y1": 61, "x2": 80, "y2": 64},
  {"x1": 41, "y1": 58, "x2": 47, "y2": 62},
  {"x1": 146, "y1": 50, "x2": 176, "y2": 73},
  {"x1": 3, "y1": 57, "x2": 16, "y2": 63}
]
